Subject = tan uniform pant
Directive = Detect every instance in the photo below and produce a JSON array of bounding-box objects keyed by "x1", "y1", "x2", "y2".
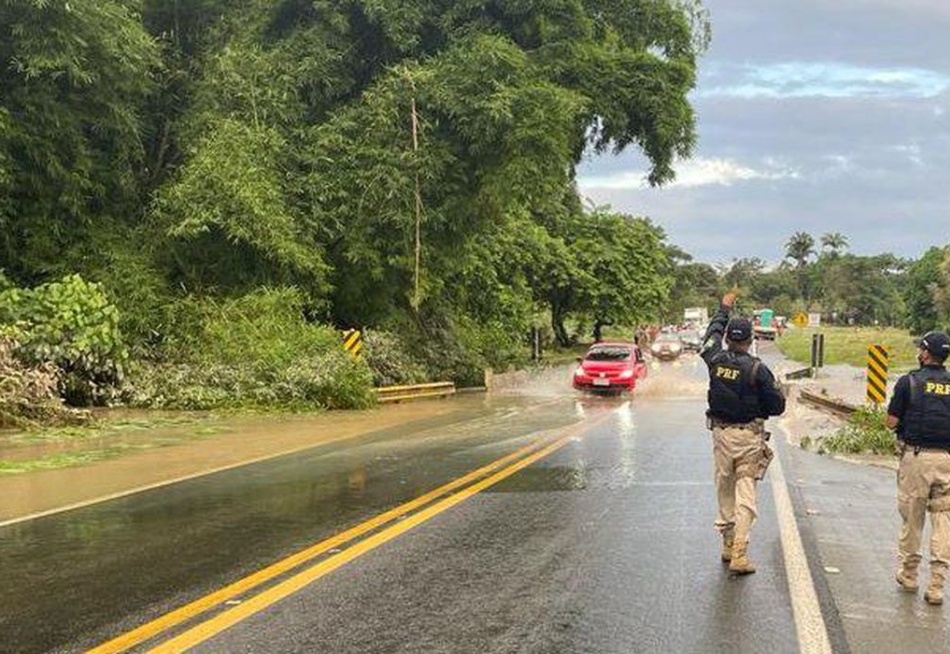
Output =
[
  {"x1": 897, "y1": 449, "x2": 950, "y2": 576},
  {"x1": 713, "y1": 425, "x2": 762, "y2": 546}
]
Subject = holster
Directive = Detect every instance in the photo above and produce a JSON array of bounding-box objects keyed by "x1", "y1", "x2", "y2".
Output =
[{"x1": 754, "y1": 441, "x2": 774, "y2": 481}]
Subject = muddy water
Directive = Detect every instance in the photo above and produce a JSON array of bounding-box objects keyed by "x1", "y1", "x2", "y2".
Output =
[{"x1": 0, "y1": 360, "x2": 714, "y2": 653}]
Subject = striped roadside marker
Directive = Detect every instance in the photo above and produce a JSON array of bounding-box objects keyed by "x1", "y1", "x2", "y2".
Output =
[
  {"x1": 343, "y1": 328, "x2": 362, "y2": 359},
  {"x1": 866, "y1": 344, "x2": 889, "y2": 404}
]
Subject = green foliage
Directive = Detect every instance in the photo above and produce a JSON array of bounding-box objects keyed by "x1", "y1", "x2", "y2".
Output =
[
  {"x1": 0, "y1": 0, "x2": 159, "y2": 282},
  {"x1": 0, "y1": 275, "x2": 127, "y2": 406},
  {"x1": 126, "y1": 288, "x2": 375, "y2": 409},
  {"x1": 817, "y1": 406, "x2": 895, "y2": 456},
  {"x1": 777, "y1": 326, "x2": 919, "y2": 370},
  {"x1": 162, "y1": 288, "x2": 335, "y2": 367},
  {"x1": 126, "y1": 352, "x2": 374, "y2": 411},
  {"x1": 902, "y1": 246, "x2": 950, "y2": 334},
  {"x1": 361, "y1": 329, "x2": 429, "y2": 387}
]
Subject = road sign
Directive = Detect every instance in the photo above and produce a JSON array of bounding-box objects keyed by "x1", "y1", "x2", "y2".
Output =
[
  {"x1": 866, "y1": 344, "x2": 889, "y2": 404},
  {"x1": 807, "y1": 313, "x2": 821, "y2": 328},
  {"x1": 342, "y1": 328, "x2": 362, "y2": 359},
  {"x1": 792, "y1": 312, "x2": 808, "y2": 328}
]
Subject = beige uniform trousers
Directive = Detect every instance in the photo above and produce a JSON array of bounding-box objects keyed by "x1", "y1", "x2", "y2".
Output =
[
  {"x1": 897, "y1": 449, "x2": 950, "y2": 575},
  {"x1": 712, "y1": 425, "x2": 762, "y2": 545}
]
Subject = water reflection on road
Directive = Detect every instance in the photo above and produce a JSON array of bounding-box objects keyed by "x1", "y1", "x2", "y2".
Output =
[{"x1": 0, "y1": 357, "x2": 711, "y2": 653}]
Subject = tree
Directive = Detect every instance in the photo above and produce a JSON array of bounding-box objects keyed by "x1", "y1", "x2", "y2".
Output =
[
  {"x1": 820, "y1": 232, "x2": 849, "y2": 257},
  {"x1": 904, "y1": 246, "x2": 950, "y2": 334},
  {"x1": 785, "y1": 232, "x2": 816, "y2": 269},
  {"x1": 0, "y1": 0, "x2": 159, "y2": 284}
]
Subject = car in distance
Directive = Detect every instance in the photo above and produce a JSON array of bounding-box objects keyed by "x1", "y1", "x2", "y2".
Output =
[
  {"x1": 678, "y1": 329, "x2": 703, "y2": 352},
  {"x1": 572, "y1": 342, "x2": 648, "y2": 394},
  {"x1": 650, "y1": 332, "x2": 683, "y2": 360}
]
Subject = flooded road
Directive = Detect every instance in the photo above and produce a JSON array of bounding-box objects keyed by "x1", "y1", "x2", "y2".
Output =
[{"x1": 0, "y1": 355, "x2": 806, "y2": 653}]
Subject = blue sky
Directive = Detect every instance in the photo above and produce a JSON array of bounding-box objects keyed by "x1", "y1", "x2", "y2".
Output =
[{"x1": 576, "y1": 0, "x2": 950, "y2": 267}]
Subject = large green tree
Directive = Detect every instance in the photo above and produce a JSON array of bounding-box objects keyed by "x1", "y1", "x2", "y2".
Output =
[{"x1": 0, "y1": 0, "x2": 159, "y2": 284}]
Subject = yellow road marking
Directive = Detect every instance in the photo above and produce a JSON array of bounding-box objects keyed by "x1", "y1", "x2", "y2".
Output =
[
  {"x1": 146, "y1": 425, "x2": 587, "y2": 653},
  {"x1": 89, "y1": 417, "x2": 599, "y2": 653}
]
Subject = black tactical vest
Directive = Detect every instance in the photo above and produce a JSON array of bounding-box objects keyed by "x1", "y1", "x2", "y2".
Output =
[
  {"x1": 902, "y1": 367, "x2": 950, "y2": 448},
  {"x1": 707, "y1": 351, "x2": 760, "y2": 423}
]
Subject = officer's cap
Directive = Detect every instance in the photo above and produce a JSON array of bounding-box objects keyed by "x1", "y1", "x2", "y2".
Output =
[
  {"x1": 918, "y1": 331, "x2": 950, "y2": 360},
  {"x1": 726, "y1": 317, "x2": 753, "y2": 342}
]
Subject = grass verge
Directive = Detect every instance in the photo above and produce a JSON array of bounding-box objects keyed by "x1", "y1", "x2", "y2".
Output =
[{"x1": 778, "y1": 326, "x2": 918, "y2": 370}]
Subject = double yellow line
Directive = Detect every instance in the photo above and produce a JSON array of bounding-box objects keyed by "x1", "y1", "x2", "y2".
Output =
[{"x1": 90, "y1": 418, "x2": 597, "y2": 653}]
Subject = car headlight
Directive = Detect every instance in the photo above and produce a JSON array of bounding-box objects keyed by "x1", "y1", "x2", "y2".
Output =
[
  {"x1": 574, "y1": 367, "x2": 585, "y2": 377},
  {"x1": 651, "y1": 345, "x2": 661, "y2": 353},
  {"x1": 670, "y1": 343, "x2": 681, "y2": 352},
  {"x1": 618, "y1": 369, "x2": 634, "y2": 379}
]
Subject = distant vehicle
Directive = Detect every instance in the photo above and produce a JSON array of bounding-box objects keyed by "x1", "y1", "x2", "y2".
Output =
[
  {"x1": 753, "y1": 308, "x2": 778, "y2": 340},
  {"x1": 651, "y1": 332, "x2": 683, "y2": 360},
  {"x1": 683, "y1": 306, "x2": 709, "y2": 328},
  {"x1": 573, "y1": 342, "x2": 648, "y2": 394},
  {"x1": 679, "y1": 329, "x2": 703, "y2": 352}
]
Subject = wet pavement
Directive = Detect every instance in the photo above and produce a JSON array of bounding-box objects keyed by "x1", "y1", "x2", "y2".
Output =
[{"x1": 1, "y1": 348, "x2": 948, "y2": 653}]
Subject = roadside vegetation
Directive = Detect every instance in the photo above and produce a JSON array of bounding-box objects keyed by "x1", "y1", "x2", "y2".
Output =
[
  {"x1": 801, "y1": 405, "x2": 896, "y2": 457},
  {"x1": 777, "y1": 326, "x2": 919, "y2": 370},
  {"x1": 0, "y1": 2, "x2": 949, "y2": 446}
]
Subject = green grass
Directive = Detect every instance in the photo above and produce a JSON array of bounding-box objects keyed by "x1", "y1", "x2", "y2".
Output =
[{"x1": 777, "y1": 326, "x2": 919, "y2": 371}]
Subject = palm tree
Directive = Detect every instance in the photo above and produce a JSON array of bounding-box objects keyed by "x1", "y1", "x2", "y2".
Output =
[
  {"x1": 820, "y1": 232, "x2": 849, "y2": 257},
  {"x1": 785, "y1": 231, "x2": 816, "y2": 269}
]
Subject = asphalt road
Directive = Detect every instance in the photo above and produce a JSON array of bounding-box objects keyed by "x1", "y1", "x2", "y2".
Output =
[{"x1": 2, "y1": 352, "x2": 947, "y2": 653}]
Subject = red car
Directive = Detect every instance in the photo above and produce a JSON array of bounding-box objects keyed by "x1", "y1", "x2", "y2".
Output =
[{"x1": 572, "y1": 342, "x2": 649, "y2": 394}]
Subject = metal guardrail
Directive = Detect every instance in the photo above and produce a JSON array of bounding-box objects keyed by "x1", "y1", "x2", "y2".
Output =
[
  {"x1": 375, "y1": 381, "x2": 456, "y2": 404},
  {"x1": 798, "y1": 389, "x2": 858, "y2": 418}
]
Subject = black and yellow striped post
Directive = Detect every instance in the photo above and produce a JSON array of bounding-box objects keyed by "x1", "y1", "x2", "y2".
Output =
[
  {"x1": 342, "y1": 328, "x2": 362, "y2": 359},
  {"x1": 866, "y1": 344, "x2": 889, "y2": 404}
]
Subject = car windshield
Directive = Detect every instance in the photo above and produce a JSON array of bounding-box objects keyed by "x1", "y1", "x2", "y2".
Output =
[
  {"x1": 680, "y1": 331, "x2": 700, "y2": 342},
  {"x1": 655, "y1": 333, "x2": 680, "y2": 343},
  {"x1": 585, "y1": 346, "x2": 630, "y2": 361}
]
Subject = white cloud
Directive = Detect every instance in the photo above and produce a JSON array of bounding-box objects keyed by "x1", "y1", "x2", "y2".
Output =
[
  {"x1": 578, "y1": 157, "x2": 799, "y2": 190},
  {"x1": 700, "y1": 62, "x2": 950, "y2": 99}
]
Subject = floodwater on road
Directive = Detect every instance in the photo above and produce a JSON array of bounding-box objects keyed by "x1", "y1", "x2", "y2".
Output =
[{"x1": 0, "y1": 355, "x2": 718, "y2": 653}]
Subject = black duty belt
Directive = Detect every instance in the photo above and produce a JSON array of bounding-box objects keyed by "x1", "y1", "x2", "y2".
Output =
[{"x1": 711, "y1": 419, "x2": 758, "y2": 430}]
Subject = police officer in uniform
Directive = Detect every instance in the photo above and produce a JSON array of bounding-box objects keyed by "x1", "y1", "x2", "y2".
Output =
[
  {"x1": 888, "y1": 330, "x2": 950, "y2": 605},
  {"x1": 700, "y1": 292, "x2": 786, "y2": 575}
]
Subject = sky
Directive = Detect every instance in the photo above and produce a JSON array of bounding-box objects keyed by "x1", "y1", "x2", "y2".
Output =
[{"x1": 575, "y1": 0, "x2": 950, "y2": 268}]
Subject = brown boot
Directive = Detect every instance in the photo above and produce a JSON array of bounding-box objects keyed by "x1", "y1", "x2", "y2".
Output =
[
  {"x1": 721, "y1": 531, "x2": 735, "y2": 563},
  {"x1": 925, "y1": 569, "x2": 945, "y2": 606},
  {"x1": 895, "y1": 568, "x2": 919, "y2": 593},
  {"x1": 729, "y1": 541, "x2": 756, "y2": 575}
]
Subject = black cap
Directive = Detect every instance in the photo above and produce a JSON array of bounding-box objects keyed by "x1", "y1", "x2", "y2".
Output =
[
  {"x1": 918, "y1": 331, "x2": 950, "y2": 360},
  {"x1": 726, "y1": 317, "x2": 753, "y2": 342}
]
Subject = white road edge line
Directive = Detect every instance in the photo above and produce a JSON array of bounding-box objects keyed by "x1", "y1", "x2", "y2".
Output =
[{"x1": 770, "y1": 445, "x2": 834, "y2": 654}]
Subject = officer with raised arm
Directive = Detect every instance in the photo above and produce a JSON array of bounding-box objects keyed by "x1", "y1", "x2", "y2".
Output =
[
  {"x1": 888, "y1": 330, "x2": 950, "y2": 605},
  {"x1": 700, "y1": 291, "x2": 786, "y2": 575}
]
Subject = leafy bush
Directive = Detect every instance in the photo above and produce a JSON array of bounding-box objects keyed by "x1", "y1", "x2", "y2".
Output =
[
  {"x1": 0, "y1": 275, "x2": 127, "y2": 406},
  {"x1": 398, "y1": 315, "x2": 526, "y2": 387},
  {"x1": 361, "y1": 329, "x2": 428, "y2": 387},
  {"x1": 0, "y1": 338, "x2": 90, "y2": 427},
  {"x1": 125, "y1": 288, "x2": 376, "y2": 410},
  {"x1": 125, "y1": 350, "x2": 374, "y2": 411},
  {"x1": 818, "y1": 405, "x2": 896, "y2": 455},
  {"x1": 162, "y1": 288, "x2": 338, "y2": 368}
]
